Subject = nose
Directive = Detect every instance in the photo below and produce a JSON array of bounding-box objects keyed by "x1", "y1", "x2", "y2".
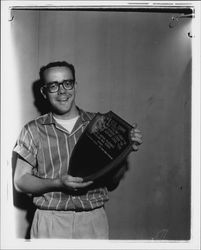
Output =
[{"x1": 58, "y1": 83, "x2": 66, "y2": 94}]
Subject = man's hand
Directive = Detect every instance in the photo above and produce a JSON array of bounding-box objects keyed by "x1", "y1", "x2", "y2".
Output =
[
  {"x1": 60, "y1": 175, "x2": 93, "y2": 191},
  {"x1": 130, "y1": 123, "x2": 143, "y2": 151}
]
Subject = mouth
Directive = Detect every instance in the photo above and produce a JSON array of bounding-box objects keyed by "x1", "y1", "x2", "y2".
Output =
[
  {"x1": 57, "y1": 96, "x2": 71, "y2": 102},
  {"x1": 58, "y1": 98, "x2": 69, "y2": 102}
]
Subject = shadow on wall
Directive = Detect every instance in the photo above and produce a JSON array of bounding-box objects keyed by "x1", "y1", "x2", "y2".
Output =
[{"x1": 32, "y1": 79, "x2": 51, "y2": 115}]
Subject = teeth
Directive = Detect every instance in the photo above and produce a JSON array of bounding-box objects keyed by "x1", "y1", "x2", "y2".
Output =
[
  {"x1": 57, "y1": 96, "x2": 71, "y2": 102},
  {"x1": 59, "y1": 98, "x2": 68, "y2": 101}
]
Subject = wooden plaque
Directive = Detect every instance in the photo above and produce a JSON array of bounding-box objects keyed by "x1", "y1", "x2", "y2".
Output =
[{"x1": 68, "y1": 111, "x2": 134, "y2": 182}]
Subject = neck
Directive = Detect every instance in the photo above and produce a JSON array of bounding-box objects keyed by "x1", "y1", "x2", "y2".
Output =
[{"x1": 53, "y1": 106, "x2": 79, "y2": 120}]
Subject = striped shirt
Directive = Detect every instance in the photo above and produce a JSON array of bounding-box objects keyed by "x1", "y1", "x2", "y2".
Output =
[{"x1": 14, "y1": 108, "x2": 109, "y2": 211}]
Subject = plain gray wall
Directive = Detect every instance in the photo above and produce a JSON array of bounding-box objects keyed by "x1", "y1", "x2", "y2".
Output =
[{"x1": 12, "y1": 9, "x2": 191, "y2": 240}]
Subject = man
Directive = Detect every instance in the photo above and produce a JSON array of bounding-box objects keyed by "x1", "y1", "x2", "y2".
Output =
[{"x1": 14, "y1": 61, "x2": 142, "y2": 239}]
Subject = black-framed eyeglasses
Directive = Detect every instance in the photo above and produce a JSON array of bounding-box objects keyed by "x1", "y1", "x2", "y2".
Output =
[{"x1": 43, "y1": 79, "x2": 75, "y2": 93}]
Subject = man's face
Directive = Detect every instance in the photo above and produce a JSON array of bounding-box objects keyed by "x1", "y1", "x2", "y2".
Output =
[{"x1": 42, "y1": 66, "x2": 77, "y2": 118}]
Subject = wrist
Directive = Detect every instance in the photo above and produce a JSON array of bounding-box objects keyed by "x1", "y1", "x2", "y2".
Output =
[{"x1": 53, "y1": 177, "x2": 63, "y2": 190}]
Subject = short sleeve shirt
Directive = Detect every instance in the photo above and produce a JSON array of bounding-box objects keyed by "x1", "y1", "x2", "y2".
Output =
[{"x1": 13, "y1": 108, "x2": 109, "y2": 211}]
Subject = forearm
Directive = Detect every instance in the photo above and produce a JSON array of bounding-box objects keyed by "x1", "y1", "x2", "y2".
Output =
[
  {"x1": 15, "y1": 173, "x2": 62, "y2": 196},
  {"x1": 14, "y1": 157, "x2": 93, "y2": 196}
]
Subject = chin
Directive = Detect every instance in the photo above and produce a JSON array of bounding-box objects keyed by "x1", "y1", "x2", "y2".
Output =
[
  {"x1": 50, "y1": 99, "x2": 76, "y2": 116},
  {"x1": 53, "y1": 104, "x2": 74, "y2": 115},
  {"x1": 54, "y1": 108, "x2": 71, "y2": 115}
]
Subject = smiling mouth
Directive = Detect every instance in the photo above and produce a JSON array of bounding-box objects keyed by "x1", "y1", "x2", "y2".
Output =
[
  {"x1": 57, "y1": 96, "x2": 70, "y2": 102},
  {"x1": 58, "y1": 99, "x2": 68, "y2": 102}
]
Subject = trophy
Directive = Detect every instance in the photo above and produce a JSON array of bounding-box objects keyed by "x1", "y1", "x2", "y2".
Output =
[{"x1": 68, "y1": 111, "x2": 134, "y2": 182}]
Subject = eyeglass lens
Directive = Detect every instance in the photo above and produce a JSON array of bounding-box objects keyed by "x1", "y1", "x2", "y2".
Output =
[{"x1": 45, "y1": 80, "x2": 75, "y2": 93}]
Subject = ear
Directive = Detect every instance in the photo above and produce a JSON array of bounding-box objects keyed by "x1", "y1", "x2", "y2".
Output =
[
  {"x1": 74, "y1": 81, "x2": 78, "y2": 93},
  {"x1": 40, "y1": 87, "x2": 47, "y2": 99}
]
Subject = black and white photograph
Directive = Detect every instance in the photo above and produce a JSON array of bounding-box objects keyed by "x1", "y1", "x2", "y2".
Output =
[{"x1": 1, "y1": 1, "x2": 200, "y2": 249}]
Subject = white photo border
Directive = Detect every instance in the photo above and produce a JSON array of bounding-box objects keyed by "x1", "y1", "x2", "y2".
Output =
[{"x1": 1, "y1": 1, "x2": 200, "y2": 249}]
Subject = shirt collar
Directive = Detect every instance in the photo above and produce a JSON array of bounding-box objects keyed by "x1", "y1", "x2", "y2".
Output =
[{"x1": 41, "y1": 107, "x2": 93, "y2": 125}]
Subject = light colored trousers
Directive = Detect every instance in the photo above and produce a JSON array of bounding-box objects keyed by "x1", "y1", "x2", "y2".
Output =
[{"x1": 30, "y1": 207, "x2": 109, "y2": 239}]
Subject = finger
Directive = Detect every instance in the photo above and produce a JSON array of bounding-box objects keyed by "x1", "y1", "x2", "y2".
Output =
[
  {"x1": 131, "y1": 134, "x2": 143, "y2": 140},
  {"x1": 130, "y1": 129, "x2": 142, "y2": 135},
  {"x1": 70, "y1": 181, "x2": 93, "y2": 189},
  {"x1": 134, "y1": 135, "x2": 143, "y2": 140},
  {"x1": 132, "y1": 137, "x2": 143, "y2": 145},
  {"x1": 131, "y1": 131, "x2": 143, "y2": 140},
  {"x1": 131, "y1": 132, "x2": 142, "y2": 139},
  {"x1": 67, "y1": 175, "x2": 83, "y2": 182},
  {"x1": 133, "y1": 128, "x2": 141, "y2": 133},
  {"x1": 132, "y1": 144, "x2": 139, "y2": 151},
  {"x1": 81, "y1": 181, "x2": 93, "y2": 187}
]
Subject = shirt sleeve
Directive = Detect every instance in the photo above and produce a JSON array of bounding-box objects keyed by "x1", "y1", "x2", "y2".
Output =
[{"x1": 13, "y1": 124, "x2": 38, "y2": 167}]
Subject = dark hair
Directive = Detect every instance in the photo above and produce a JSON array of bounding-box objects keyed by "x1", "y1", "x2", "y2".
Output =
[{"x1": 39, "y1": 61, "x2": 76, "y2": 82}]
